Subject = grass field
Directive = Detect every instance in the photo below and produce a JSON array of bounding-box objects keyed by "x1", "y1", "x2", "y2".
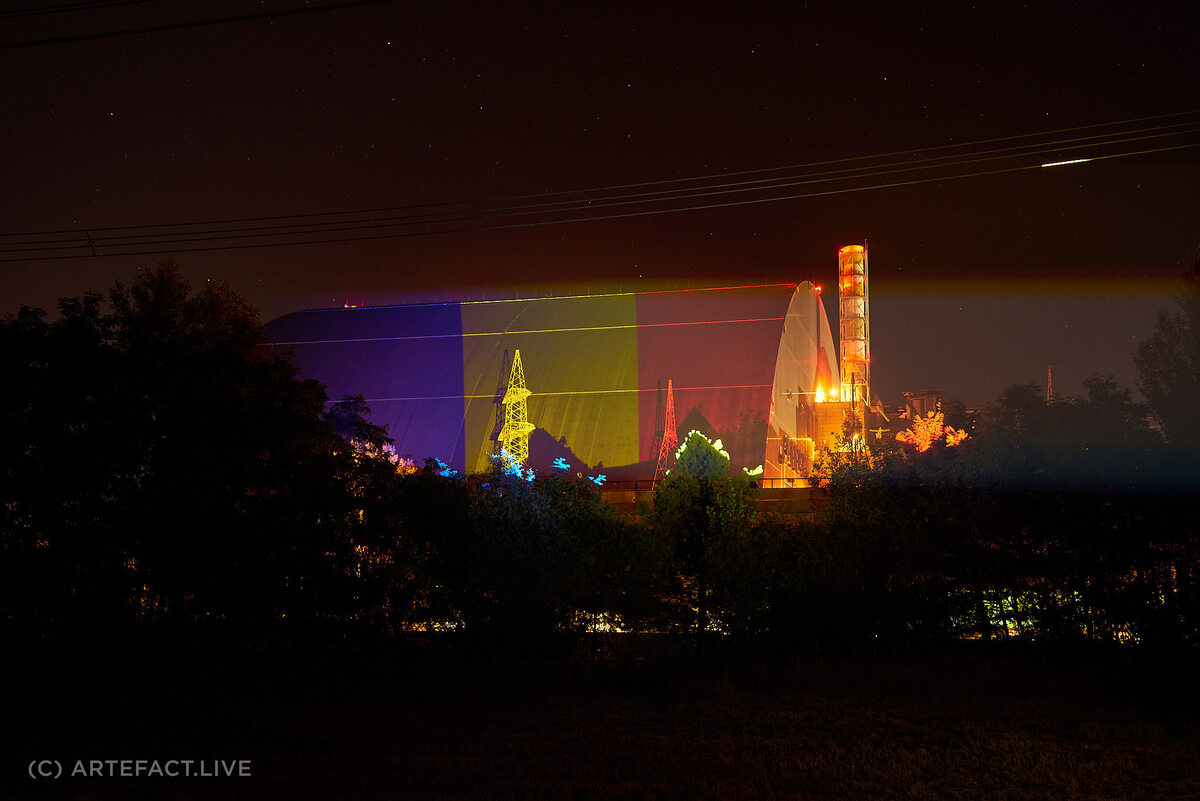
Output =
[{"x1": 7, "y1": 644, "x2": 1200, "y2": 799}]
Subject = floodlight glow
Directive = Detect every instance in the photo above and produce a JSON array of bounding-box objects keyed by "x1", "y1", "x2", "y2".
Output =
[{"x1": 268, "y1": 281, "x2": 841, "y2": 480}]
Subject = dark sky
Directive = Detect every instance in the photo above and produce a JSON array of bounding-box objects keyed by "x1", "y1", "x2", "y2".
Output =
[{"x1": 3, "y1": 0, "x2": 1198, "y2": 406}]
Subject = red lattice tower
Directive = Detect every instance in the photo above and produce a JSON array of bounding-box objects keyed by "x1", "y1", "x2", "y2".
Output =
[{"x1": 653, "y1": 379, "x2": 677, "y2": 485}]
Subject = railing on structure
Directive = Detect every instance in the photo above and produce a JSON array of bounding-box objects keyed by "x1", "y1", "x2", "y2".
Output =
[
  {"x1": 598, "y1": 479, "x2": 657, "y2": 492},
  {"x1": 600, "y1": 478, "x2": 812, "y2": 492}
]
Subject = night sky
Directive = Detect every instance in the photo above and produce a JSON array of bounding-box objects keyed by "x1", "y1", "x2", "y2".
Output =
[{"x1": 3, "y1": 0, "x2": 1198, "y2": 406}]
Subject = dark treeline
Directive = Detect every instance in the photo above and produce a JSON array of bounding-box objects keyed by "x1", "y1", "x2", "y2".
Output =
[{"x1": 2, "y1": 261, "x2": 1199, "y2": 659}]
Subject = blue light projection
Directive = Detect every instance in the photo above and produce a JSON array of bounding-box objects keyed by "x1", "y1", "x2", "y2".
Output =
[
  {"x1": 430, "y1": 457, "x2": 459, "y2": 478},
  {"x1": 495, "y1": 449, "x2": 535, "y2": 482},
  {"x1": 266, "y1": 283, "x2": 837, "y2": 481}
]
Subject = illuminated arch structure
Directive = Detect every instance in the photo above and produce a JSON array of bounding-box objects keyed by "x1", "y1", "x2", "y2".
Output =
[{"x1": 267, "y1": 282, "x2": 841, "y2": 483}]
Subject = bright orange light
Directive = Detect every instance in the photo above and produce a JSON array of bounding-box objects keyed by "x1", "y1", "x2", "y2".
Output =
[
  {"x1": 896, "y1": 411, "x2": 969, "y2": 452},
  {"x1": 815, "y1": 388, "x2": 825, "y2": 403}
]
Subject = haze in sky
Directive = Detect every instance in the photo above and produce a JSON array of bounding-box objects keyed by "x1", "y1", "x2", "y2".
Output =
[{"x1": 3, "y1": 1, "x2": 1197, "y2": 405}]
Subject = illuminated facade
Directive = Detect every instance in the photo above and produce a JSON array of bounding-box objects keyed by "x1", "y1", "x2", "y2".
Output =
[
  {"x1": 267, "y1": 282, "x2": 840, "y2": 482},
  {"x1": 838, "y1": 244, "x2": 870, "y2": 405}
]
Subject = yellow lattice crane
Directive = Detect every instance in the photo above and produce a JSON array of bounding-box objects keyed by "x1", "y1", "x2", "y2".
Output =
[{"x1": 498, "y1": 348, "x2": 535, "y2": 465}]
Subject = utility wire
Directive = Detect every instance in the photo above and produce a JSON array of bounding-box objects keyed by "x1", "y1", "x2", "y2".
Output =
[
  {"x1": 5, "y1": 111, "x2": 1196, "y2": 240},
  {"x1": 3, "y1": 117, "x2": 1197, "y2": 252},
  {"x1": 3, "y1": 139, "x2": 1196, "y2": 263},
  {"x1": 489, "y1": 142, "x2": 1200, "y2": 230},
  {"x1": 3, "y1": 121, "x2": 1196, "y2": 249},
  {"x1": 0, "y1": 0, "x2": 157, "y2": 22},
  {"x1": 53, "y1": 119, "x2": 1167, "y2": 248},
  {"x1": 3, "y1": 132, "x2": 1197, "y2": 257},
  {"x1": 2, "y1": 139, "x2": 1196, "y2": 255},
  {"x1": 498, "y1": 109, "x2": 1200, "y2": 199},
  {"x1": 0, "y1": 0, "x2": 395, "y2": 49},
  {"x1": 483, "y1": 123, "x2": 1200, "y2": 218}
]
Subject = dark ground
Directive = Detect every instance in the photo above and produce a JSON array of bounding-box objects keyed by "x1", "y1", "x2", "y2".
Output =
[{"x1": 4, "y1": 640, "x2": 1199, "y2": 800}]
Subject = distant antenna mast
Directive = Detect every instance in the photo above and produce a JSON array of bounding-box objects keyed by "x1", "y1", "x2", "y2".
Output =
[
  {"x1": 653, "y1": 379, "x2": 677, "y2": 485},
  {"x1": 498, "y1": 349, "x2": 535, "y2": 464},
  {"x1": 1046, "y1": 364, "x2": 1054, "y2": 404}
]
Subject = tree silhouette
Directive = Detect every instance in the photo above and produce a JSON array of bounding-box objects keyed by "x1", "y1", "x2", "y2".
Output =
[
  {"x1": 1, "y1": 261, "x2": 376, "y2": 646},
  {"x1": 1135, "y1": 256, "x2": 1200, "y2": 463},
  {"x1": 648, "y1": 430, "x2": 755, "y2": 636}
]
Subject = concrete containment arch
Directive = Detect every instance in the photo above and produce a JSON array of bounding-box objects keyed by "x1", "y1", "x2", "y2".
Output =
[{"x1": 266, "y1": 282, "x2": 838, "y2": 482}]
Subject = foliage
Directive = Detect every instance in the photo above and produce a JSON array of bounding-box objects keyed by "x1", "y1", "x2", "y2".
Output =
[
  {"x1": 648, "y1": 430, "x2": 757, "y2": 636},
  {"x1": 808, "y1": 374, "x2": 1195, "y2": 649},
  {"x1": 970, "y1": 378, "x2": 1161, "y2": 489},
  {"x1": 414, "y1": 459, "x2": 652, "y2": 653},
  {"x1": 672, "y1": 429, "x2": 731, "y2": 479},
  {"x1": 839, "y1": 408, "x2": 864, "y2": 448},
  {"x1": 896, "y1": 410, "x2": 969, "y2": 452},
  {"x1": 0, "y1": 261, "x2": 380, "y2": 644},
  {"x1": 4, "y1": 263, "x2": 1199, "y2": 658},
  {"x1": 1135, "y1": 256, "x2": 1200, "y2": 468}
]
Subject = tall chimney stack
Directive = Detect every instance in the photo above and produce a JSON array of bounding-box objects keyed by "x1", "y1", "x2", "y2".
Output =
[{"x1": 837, "y1": 244, "x2": 870, "y2": 406}]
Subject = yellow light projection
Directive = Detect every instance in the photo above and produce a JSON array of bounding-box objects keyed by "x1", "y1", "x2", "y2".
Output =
[{"x1": 459, "y1": 293, "x2": 641, "y2": 473}]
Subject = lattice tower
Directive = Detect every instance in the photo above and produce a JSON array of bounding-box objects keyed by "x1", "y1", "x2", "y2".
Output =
[
  {"x1": 498, "y1": 348, "x2": 535, "y2": 464},
  {"x1": 653, "y1": 379, "x2": 677, "y2": 485}
]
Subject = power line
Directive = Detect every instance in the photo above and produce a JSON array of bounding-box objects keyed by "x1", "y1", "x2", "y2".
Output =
[
  {"x1": 505, "y1": 109, "x2": 1200, "y2": 199},
  {"x1": 0, "y1": 0, "x2": 395, "y2": 49},
  {"x1": 3, "y1": 139, "x2": 1196, "y2": 263},
  {"x1": 6, "y1": 110, "x2": 1196, "y2": 241},
  {"x1": 488, "y1": 141, "x2": 1200, "y2": 231},
  {"x1": 483, "y1": 124, "x2": 1200, "y2": 220},
  {"x1": 0, "y1": 0, "x2": 158, "y2": 22},
  {"x1": 1, "y1": 115, "x2": 1197, "y2": 260},
  {"x1": 4, "y1": 138, "x2": 1197, "y2": 256}
]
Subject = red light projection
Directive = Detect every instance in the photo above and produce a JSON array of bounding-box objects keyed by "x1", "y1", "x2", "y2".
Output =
[{"x1": 266, "y1": 283, "x2": 839, "y2": 481}]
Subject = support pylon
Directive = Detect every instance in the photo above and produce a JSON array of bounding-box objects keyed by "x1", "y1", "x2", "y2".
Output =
[
  {"x1": 653, "y1": 379, "x2": 677, "y2": 485},
  {"x1": 498, "y1": 349, "x2": 535, "y2": 464}
]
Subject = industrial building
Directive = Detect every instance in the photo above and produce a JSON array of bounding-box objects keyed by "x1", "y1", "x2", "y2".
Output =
[{"x1": 267, "y1": 276, "x2": 861, "y2": 483}]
